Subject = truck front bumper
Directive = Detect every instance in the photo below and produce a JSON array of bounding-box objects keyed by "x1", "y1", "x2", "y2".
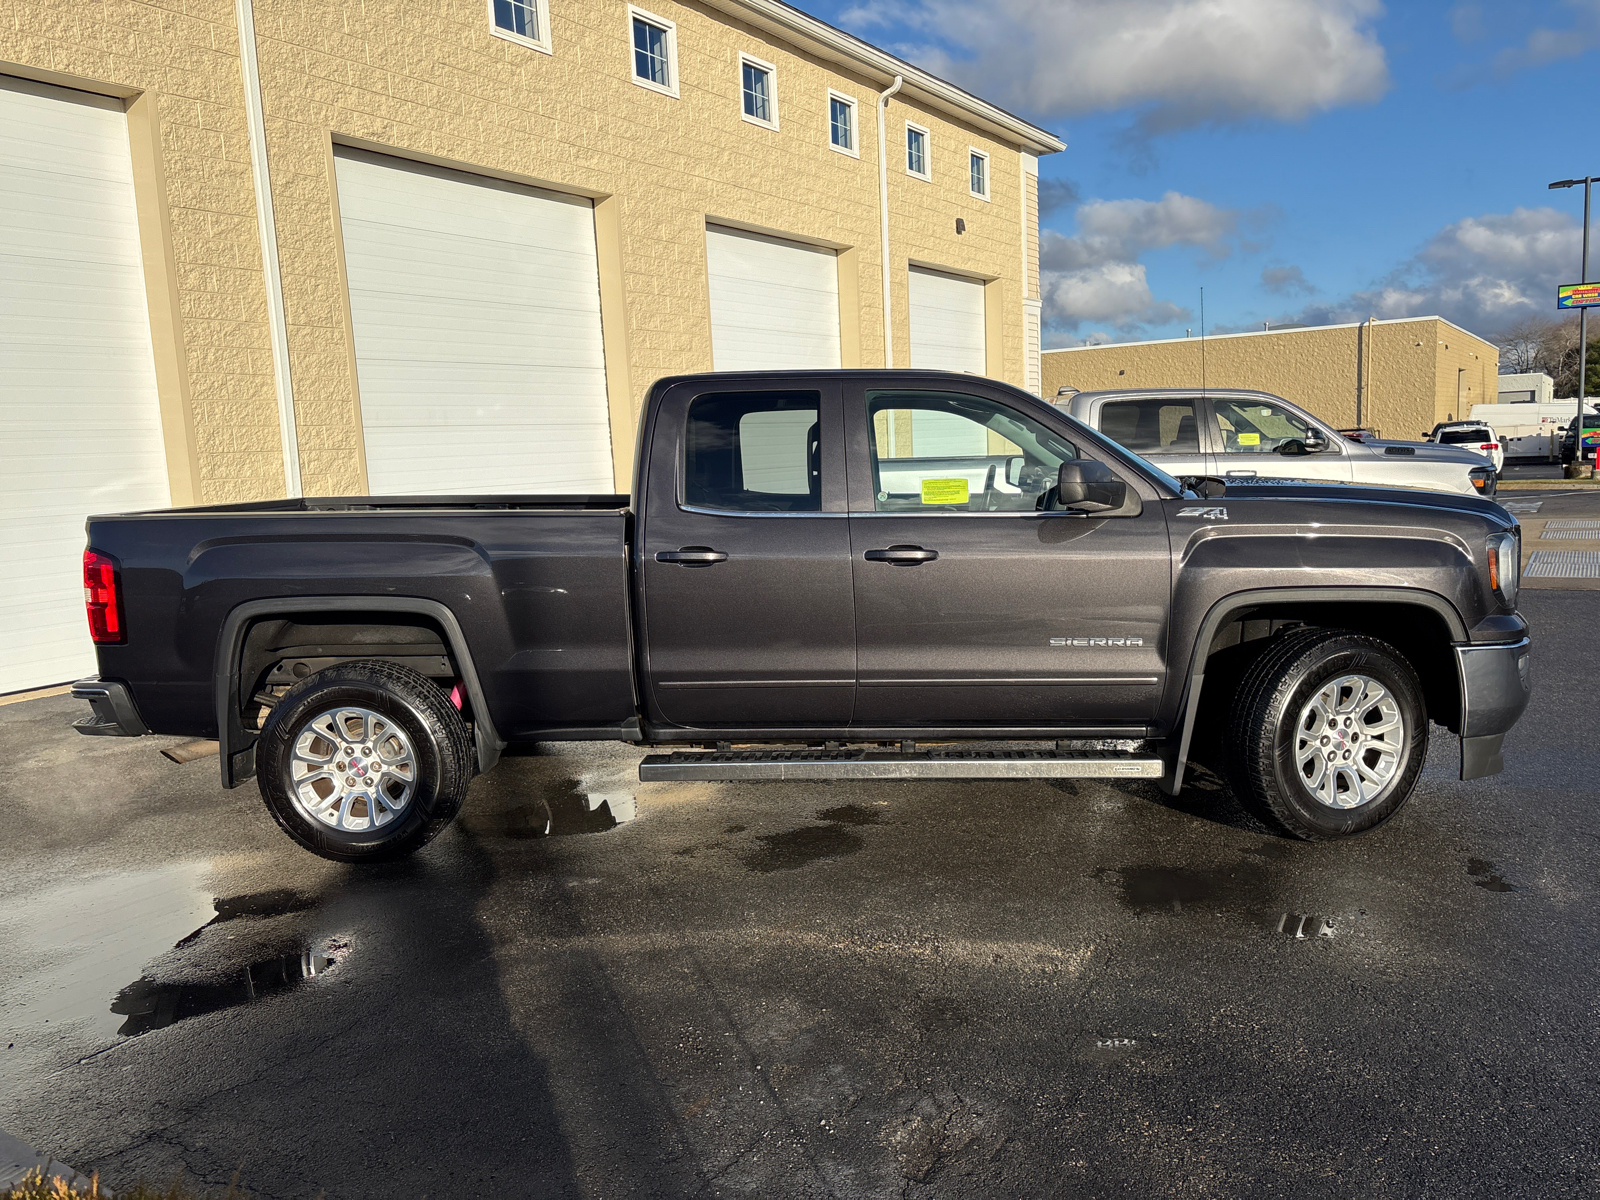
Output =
[
  {"x1": 1455, "y1": 638, "x2": 1531, "y2": 779},
  {"x1": 71, "y1": 677, "x2": 148, "y2": 737}
]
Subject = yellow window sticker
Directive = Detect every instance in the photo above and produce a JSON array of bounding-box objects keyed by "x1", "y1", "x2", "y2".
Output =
[
  {"x1": 921, "y1": 477, "x2": 970, "y2": 505},
  {"x1": 1237, "y1": 432, "x2": 1261, "y2": 446}
]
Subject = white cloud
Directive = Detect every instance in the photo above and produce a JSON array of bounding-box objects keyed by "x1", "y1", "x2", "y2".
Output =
[
  {"x1": 1276, "y1": 207, "x2": 1581, "y2": 335},
  {"x1": 843, "y1": 0, "x2": 1389, "y2": 133},
  {"x1": 1261, "y1": 265, "x2": 1315, "y2": 296},
  {"x1": 1492, "y1": 0, "x2": 1600, "y2": 75},
  {"x1": 1040, "y1": 192, "x2": 1259, "y2": 336}
]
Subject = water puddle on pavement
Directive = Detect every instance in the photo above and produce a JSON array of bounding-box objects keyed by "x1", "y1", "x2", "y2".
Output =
[
  {"x1": 744, "y1": 823, "x2": 865, "y2": 872},
  {"x1": 110, "y1": 941, "x2": 348, "y2": 1036},
  {"x1": 1468, "y1": 858, "x2": 1517, "y2": 892},
  {"x1": 0, "y1": 863, "x2": 217, "y2": 1039}
]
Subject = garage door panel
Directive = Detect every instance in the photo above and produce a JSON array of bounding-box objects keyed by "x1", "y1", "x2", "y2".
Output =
[
  {"x1": 0, "y1": 76, "x2": 169, "y2": 693},
  {"x1": 908, "y1": 266, "x2": 986, "y2": 376},
  {"x1": 706, "y1": 225, "x2": 841, "y2": 372},
  {"x1": 335, "y1": 147, "x2": 613, "y2": 496}
]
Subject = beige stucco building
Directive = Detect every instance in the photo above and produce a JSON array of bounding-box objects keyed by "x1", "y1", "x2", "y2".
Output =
[
  {"x1": 1043, "y1": 317, "x2": 1499, "y2": 441},
  {"x1": 0, "y1": 0, "x2": 1060, "y2": 692}
]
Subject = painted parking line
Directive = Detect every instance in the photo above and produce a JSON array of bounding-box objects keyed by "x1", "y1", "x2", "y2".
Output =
[{"x1": 1526, "y1": 550, "x2": 1600, "y2": 578}]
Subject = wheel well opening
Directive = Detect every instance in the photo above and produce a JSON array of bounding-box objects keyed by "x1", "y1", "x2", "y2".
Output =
[
  {"x1": 1192, "y1": 602, "x2": 1461, "y2": 764},
  {"x1": 236, "y1": 615, "x2": 462, "y2": 742}
]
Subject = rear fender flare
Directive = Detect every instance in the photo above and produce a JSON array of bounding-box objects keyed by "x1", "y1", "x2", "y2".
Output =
[
  {"x1": 1163, "y1": 586, "x2": 1467, "y2": 795},
  {"x1": 214, "y1": 596, "x2": 503, "y2": 788}
]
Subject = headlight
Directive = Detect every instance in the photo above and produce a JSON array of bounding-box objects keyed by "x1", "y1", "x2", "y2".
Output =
[{"x1": 1487, "y1": 531, "x2": 1519, "y2": 609}]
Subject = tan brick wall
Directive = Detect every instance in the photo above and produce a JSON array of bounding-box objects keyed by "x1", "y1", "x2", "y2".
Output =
[
  {"x1": 1041, "y1": 318, "x2": 1499, "y2": 440},
  {"x1": 5, "y1": 0, "x2": 1044, "y2": 498},
  {"x1": 1, "y1": 0, "x2": 285, "y2": 503}
]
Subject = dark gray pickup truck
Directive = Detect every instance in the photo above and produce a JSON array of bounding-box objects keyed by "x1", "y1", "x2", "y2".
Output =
[{"x1": 73, "y1": 370, "x2": 1531, "y2": 860}]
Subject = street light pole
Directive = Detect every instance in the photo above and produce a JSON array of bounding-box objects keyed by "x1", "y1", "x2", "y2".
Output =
[{"x1": 1550, "y1": 176, "x2": 1596, "y2": 472}]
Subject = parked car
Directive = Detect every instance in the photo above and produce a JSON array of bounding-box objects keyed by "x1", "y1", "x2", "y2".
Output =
[
  {"x1": 1056, "y1": 388, "x2": 1498, "y2": 497},
  {"x1": 1426, "y1": 421, "x2": 1504, "y2": 474},
  {"x1": 72, "y1": 370, "x2": 1530, "y2": 860},
  {"x1": 1559, "y1": 414, "x2": 1600, "y2": 465}
]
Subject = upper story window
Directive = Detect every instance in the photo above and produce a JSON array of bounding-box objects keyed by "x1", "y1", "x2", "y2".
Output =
[
  {"x1": 969, "y1": 149, "x2": 989, "y2": 199},
  {"x1": 906, "y1": 122, "x2": 930, "y2": 180},
  {"x1": 628, "y1": 7, "x2": 678, "y2": 97},
  {"x1": 741, "y1": 54, "x2": 778, "y2": 129},
  {"x1": 829, "y1": 91, "x2": 857, "y2": 156},
  {"x1": 491, "y1": 0, "x2": 551, "y2": 54}
]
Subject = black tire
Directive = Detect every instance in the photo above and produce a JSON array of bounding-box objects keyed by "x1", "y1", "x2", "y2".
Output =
[
  {"x1": 257, "y1": 661, "x2": 474, "y2": 862},
  {"x1": 1225, "y1": 628, "x2": 1427, "y2": 841}
]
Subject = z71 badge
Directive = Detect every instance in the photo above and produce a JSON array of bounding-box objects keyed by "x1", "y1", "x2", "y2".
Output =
[{"x1": 1177, "y1": 506, "x2": 1228, "y2": 520}]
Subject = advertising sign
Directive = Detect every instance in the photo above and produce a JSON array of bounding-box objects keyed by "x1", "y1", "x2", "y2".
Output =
[{"x1": 1557, "y1": 282, "x2": 1600, "y2": 309}]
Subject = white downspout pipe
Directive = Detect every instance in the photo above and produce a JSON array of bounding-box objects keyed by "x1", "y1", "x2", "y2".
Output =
[
  {"x1": 237, "y1": 0, "x2": 301, "y2": 497},
  {"x1": 876, "y1": 75, "x2": 903, "y2": 368}
]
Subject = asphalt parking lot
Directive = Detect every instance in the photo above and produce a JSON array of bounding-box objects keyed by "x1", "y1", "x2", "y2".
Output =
[{"x1": 2, "y1": 494, "x2": 1597, "y2": 1199}]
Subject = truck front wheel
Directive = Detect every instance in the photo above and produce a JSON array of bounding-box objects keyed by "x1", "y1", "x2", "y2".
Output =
[
  {"x1": 1226, "y1": 629, "x2": 1427, "y2": 840},
  {"x1": 257, "y1": 661, "x2": 474, "y2": 861}
]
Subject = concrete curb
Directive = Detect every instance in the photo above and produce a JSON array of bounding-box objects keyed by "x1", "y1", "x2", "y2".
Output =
[{"x1": 0, "y1": 1130, "x2": 96, "y2": 1194}]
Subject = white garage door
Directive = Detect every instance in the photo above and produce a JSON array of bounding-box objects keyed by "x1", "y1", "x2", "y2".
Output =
[
  {"x1": 908, "y1": 266, "x2": 989, "y2": 455},
  {"x1": 335, "y1": 148, "x2": 614, "y2": 495},
  {"x1": 909, "y1": 266, "x2": 987, "y2": 375},
  {"x1": 0, "y1": 77, "x2": 169, "y2": 695},
  {"x1": 706, "y1": 226, "x2": 841, "y2": 371}
]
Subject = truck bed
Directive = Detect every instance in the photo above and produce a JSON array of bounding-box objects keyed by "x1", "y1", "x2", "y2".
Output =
[{"x1": 85, "y1": 495, "x2": 637, "y2": 748}]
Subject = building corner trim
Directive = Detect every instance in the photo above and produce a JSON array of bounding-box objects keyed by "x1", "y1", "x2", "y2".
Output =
[{"x1": 236, "y1": 0, "x2": 301, "y2": 498}]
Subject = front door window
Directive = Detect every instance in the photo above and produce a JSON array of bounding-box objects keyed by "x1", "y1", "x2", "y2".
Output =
[
  {"x1": 1213, "y1": 397, "x2": 1316, "y2": 455},
  {"x1": 868, "y1": 391, "x2": 1077, "y2": 514}
]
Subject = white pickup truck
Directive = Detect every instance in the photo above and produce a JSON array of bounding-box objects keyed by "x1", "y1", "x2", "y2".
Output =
[{"x1": 1055, "y1": 387, "x2": 1498, "y2": 497}]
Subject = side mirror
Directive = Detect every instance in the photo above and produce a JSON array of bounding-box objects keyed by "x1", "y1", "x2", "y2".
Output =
[
  {"x1": 1004, "y1": 456, "x2": 1025, "y2": 487},
  {"x1": 1057, "y1": 460, "x2": 1127, "y2": 513}
]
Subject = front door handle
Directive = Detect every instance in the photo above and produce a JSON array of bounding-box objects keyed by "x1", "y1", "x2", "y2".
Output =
[
  {"x1": 656, "y1": 546, "x2": 728, "y2": 567},
  {"x1": 1225, "y1": 469, "x2": 1257, "y2": 477},
  {"x1": 864, "y1": 545, "x2": 938, "y2": 565}
]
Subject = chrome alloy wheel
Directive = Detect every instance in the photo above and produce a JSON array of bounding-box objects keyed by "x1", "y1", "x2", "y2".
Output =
[
  {"x1": 289, "y1": 706, "x2": 417, "y2": 832},
  {"x1": 1293, "y1": 674, "x2": 1406, "y2": 810}
]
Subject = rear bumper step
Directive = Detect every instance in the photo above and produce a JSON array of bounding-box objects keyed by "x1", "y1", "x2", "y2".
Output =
[{"x1": 638, "y1": 747, "x2": 1163, "y2": 782}]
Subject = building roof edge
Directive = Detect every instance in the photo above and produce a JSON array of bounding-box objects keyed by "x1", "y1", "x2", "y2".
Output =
[
  {"x1": 701, "y1": 0, "x2": 1065, "y2": 155},
  {"x1": 1042, "y1": 315, "x2": 1496, "y2": 355}
]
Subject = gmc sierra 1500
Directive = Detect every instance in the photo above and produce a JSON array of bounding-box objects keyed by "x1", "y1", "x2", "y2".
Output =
[{"x1": 72, "y1": 370, "x2": 1531, "y2": 860}]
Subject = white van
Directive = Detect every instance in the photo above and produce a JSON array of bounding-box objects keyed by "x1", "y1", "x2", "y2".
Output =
[{"x1": 1467, "y1": 401, "x2": 1598, "y2": 461}]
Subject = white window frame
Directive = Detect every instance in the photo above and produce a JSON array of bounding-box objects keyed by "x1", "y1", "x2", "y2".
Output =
[
  {"x1": 739, "y1": 52, "x2": 779, "y2": 130},
  {"x1": 627, "y1": 5, "x2": 679, "y2": 98},
  {"x1": 488, "y1": 0, "x2": 552, "y2": 55},
  {"x1": 968, "y1": 147, "x2": 990, "y2": 200},
  {"x1": 827, "y1": 89, "x2": 858, "y2": 158},
  {"x1": 905, "y1": 120, "x2": 931, "y2": 181}
]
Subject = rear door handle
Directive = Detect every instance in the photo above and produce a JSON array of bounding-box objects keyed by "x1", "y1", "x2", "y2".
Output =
[
  {"x1": 864, "y1": 545, "x2": 938, "y2": 565},
  {"x1": 656, "y1": 546, "x2": 728, "y2": 567}
]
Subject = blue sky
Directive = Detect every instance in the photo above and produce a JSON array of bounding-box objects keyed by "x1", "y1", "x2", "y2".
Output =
[{"x1": 796, "y1": 0, "x2": 1600, "y2": 347}]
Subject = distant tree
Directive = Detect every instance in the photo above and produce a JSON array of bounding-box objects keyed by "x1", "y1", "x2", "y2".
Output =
[
  {"x1": 1493, "y1": 315, "x2": 1600, "y2": 397},
  {"x1": 1494, "y1": 315, "x2": 1555, "y2": 375}
]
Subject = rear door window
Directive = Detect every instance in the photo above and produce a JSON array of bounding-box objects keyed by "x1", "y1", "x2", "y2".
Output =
[
  {"x1": 684, "y1": 392, "x2": 822, "y2": 511},
  {"x1": 1097, "y1": 398, "x2": 1200, "y2": 455}
]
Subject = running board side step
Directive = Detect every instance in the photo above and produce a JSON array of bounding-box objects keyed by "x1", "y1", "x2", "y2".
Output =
[{"x1": 638, "y1": 747, "x2": 1164, "y2": 782}]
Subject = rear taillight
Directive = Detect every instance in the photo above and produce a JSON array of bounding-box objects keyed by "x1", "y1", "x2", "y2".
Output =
[
  {"x1": 83, "y1": 549, "x2": 125, "y2": 644},
  {"x1": 1481, "y1": 443, "x2": 1499, "y2": 451}
]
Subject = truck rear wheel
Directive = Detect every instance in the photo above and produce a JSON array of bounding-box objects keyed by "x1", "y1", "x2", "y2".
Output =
[
  {"x1": 257, "y1": 661, "x2": 473, "y2": 862},
  {"x1": 1226, "y1": 629, "x2": 1427, "y2": 840}
]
